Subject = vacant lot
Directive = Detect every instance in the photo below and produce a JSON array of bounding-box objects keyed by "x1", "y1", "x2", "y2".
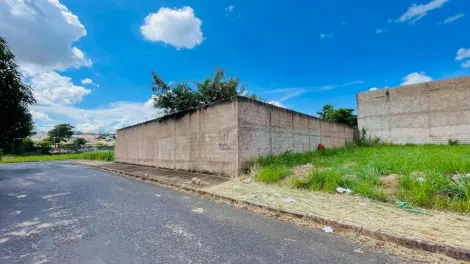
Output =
[{"x1": 251, "y1": 145, "x2": 470, "y2": 212}]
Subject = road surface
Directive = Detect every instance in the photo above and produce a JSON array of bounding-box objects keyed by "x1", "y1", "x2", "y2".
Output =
[{"x1": 0, "y1": 161, "x2": 401, "y2": 263}]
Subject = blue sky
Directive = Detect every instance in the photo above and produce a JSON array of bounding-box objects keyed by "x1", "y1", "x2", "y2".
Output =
[{"x1": 1, "y1": 0, "x2": 469, "y2": 132}]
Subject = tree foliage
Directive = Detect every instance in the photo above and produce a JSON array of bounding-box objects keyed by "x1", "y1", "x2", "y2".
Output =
[
  {"x1": 73, "y1": 137, "x2": 87, "y2": 146},
  {"x1": 0, "y1": 36, "x2": 35, "y2": 153},
  {"x1": 317, "y1": 104, "x2": 357, "y2": 127},
  {"x1": 48, "y1": 124, "x2": 74, "y2": 146},
  {"x1": 151, "y1": 68, "x2": 256, "y2": 115},
  {"x1": 38, "y1": 139, "x2": 52, "y2": 154}
]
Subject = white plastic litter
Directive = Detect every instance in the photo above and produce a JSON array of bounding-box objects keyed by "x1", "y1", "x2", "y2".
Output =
[
  {"x1": 354, "y1": 248, "x2": 364, "y2": 253},
  {"x1": 322, "y1": 226, "x2": 333, "y2": 233},
  {"x1": 336, "y1": 187, "x2": 352, "y2": 194},
  {"x1": 244, "y1": 178, "x2": 252, "y2": 184},
  {"x1": 417, "y1": 177, "x2": 424, "y2": 182},
  {"x1": 283, "y1": 197, "x2": 296, "y2": 203}
]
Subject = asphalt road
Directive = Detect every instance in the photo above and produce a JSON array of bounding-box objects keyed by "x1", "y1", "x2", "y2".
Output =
[{"x1": 0, "y1": 161, "x2": 401, "y2": 264}]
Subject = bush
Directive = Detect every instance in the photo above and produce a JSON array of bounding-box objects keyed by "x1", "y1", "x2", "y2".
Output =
[
  {"x1": 448, "y1": 139, "x2": 459, "y2": 146},
  {"x1": 96, "y1": 142, "x2": 105, "y2": 147},
  {"x1": 21, "y1": 138, "x2": 36, "y2": 153},
  {"x1": 255, "y1": 164, "x2": 291, "y2": 184},
  {"x1": 38, "y1": 140, "x2": 53, "y2": 154},
  {"x1": 84, "y1": 151, "x2": 114, "y2": 161}
]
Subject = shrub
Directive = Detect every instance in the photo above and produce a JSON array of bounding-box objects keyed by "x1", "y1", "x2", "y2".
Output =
[
  {"x1": 96, "y1": 142, "x2": 105, "y2": 147},
  {"x1": 255, "y1": 164, "x2": 291, "y2": 184},
  {"x1": 84, "y1": 151, "x2": 114, "y2": 161},
  {"x1": 448, "y1": 139, "x2": 459, "y2": 146},
  {"x1": 37, "y1": 140, "x2": 53, "y2": 154},
  {"x1": 21, "y1": 138, "x2": 36, "y2": 153}
]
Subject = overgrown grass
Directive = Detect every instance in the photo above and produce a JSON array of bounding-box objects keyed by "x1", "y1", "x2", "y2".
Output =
[
  {"x1": 252, "y1": 145, "x2": 470, "y2": 212},
  {"x1": 83, "y1": 151, "x2": 114, "y2": 161},
  {"x1": 0, "y1": 153, "x2": 85, "y2": 163}
]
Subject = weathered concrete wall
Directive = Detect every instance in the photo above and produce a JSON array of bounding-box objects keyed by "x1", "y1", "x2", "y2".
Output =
[
  {"x1": 357, "y1": 76, "x2": 470, "y2": 144},
  {"x1": 237, "y1": 98, "x2": 355, "y2": 170},
  {"x1": 116, "y1": 97, "x2": 354, "y2": 177},
  {"x1": 115, "y1": 100, "x2": 239, "y2": 177}
]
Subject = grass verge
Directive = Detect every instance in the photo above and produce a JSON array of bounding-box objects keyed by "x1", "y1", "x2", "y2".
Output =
[
  {"x1": 83, "y1": 151, "x2": 114, "y2": 161},
  {"x1": 251, "y1": 145, "x2": 470, "y2": 212},
  {"x1": 0, "y1": 153, "x2": 85, "y2": 163}
]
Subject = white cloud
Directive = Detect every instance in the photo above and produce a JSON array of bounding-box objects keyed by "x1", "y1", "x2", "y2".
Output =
[
  {"x1": 30, "y1": 72, "x2": 91, "y2": 105},
  {"x1": 461, "y1": 60, "x2": 470, "y2": 68},
  {"x1": 140, "y1": 6, "x2": 203, "y2": 49},
  {"x1": 341, "y1": 21, "x2": 347, "y2": 26},
  {"x1": 31, "y1": 110, "x2": 51, "y2": 122},
  {"x1": 455, "y1": 48, "x2": 470, "y2": 61},
  {"x1": 33, "y1": 96, "x2": 162, "y2": 132},
  {"x1": 225, "y1": 5, "x2": 235, "y2": 14},
  {"x1": 319, "y1": 33, "x2": 334, "y2": 39},
  {"x1": 0, "y1": 0, "x2": 92, "y2": 75},
  {"x1": 395, "y1": 0, "x2": 450, "y2": 23},
  {"x1": 267, "y1": 101, "x2": 285, "y2": 108},
  {"x1": 81, "y1": 78, "x2": 94, "y2": 85},
  {"x1": 271, "y1": 80, "x2": 363, "y2": 102},
  {"x1": 369, "y1": 87, "x2": 378, "y2": 91},
  {"x1": 401, "y1": 72, "x2": 433, "y2": 85},
  {"x1": 376, "y1": 28, "x2": 386, "y2": 33},
  {"x1": 443, "y1": 13, "x2": 465, "y2": 24}
]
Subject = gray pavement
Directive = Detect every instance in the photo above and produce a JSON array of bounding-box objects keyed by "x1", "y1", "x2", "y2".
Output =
[{"x1": 0, "y1": 161, "x2": 402, "y2": 264}]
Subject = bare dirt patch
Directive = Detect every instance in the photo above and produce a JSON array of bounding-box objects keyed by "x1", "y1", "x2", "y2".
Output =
[{"x1": 381, "y1": 174, "x2": 400, "y2": 198}]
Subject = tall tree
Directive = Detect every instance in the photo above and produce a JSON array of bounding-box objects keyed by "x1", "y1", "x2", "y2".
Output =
[
  {"x1": 48, "y1": 124, "x2": 74, "y2": 147},
  {"x1": 151, "y1": 68, "x2": 255, "y2": 115},
  {"x1": 317, "y1": 104, "x2": 357, "y2": 127},
  {"x1": 0, "y1": 36, "x2": 35, "y2": 153}
]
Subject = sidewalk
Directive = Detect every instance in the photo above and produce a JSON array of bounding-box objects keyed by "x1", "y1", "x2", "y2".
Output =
[{"x1": 74, "y1": 160, "x2": 470, "y2": 262}]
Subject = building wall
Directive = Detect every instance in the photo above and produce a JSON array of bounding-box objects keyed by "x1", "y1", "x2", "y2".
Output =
[
  {"x1": 357, "y1": 76, "x2": 470, "y2": 144},
  {"x1": 237, "y1": 98, "x2": 355, "y2": 170},
  {"x1": 115, "y1": 100, "x2": 239, "y2": 177}
]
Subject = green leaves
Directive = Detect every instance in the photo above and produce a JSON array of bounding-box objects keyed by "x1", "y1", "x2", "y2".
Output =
[
  {"x1": 317, "y1": 104, "x2": 357, "y2": 127},
  {"x1": 150, "y1": 68, "x2": 252, "y2": 115},
  {"x1": 0, "y1": 36, "x2": 35, "y2": 153}
]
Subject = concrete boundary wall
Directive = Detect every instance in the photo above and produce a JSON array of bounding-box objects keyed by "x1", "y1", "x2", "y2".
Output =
[
  {"x1": 116, "y1": 97, "x2": 354, "y2": 177},
  {"x1": 357, "y1": 76, "x2": 470, "y2": 144}
]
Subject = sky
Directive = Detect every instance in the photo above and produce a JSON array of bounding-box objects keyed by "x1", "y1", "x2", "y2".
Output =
[{"x1": 1, "y1": 0, "x2": 469, "y2": 133}]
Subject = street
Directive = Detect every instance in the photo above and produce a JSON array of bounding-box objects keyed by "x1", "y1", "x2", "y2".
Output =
[{"x1": 0, "y1": 162, "x2": 401, "y2": 263}]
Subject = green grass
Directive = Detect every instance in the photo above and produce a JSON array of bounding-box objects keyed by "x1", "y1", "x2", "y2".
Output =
[
  {"x1": 83, "y1": 151, "x2": 114, "y2": 161},
  {"x1": 0, "y1": 153, "x2": 85, "y2": 163},
  {"x1": 252, "y1": 145, "x2": 470, "y2": 212}
]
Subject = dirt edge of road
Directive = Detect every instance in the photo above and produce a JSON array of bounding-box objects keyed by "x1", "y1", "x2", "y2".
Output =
[{"x1": 72, "y1": 161, "x2": 470, "y2": 263}]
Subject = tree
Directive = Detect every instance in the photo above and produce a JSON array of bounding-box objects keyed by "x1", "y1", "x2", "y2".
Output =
[
  {"x1": 38, "y1": 139, "x2": 52, "y2": 154},
  {"x1": 151, "y1": 68, "x2": 256, "y2": 115},
  {"x1": 48, "y1": 124, "x2": 74, "y2": 147},
  {"x1": 317, "y1": 104, "x2": 357, "y2": 127},
  {"x1": 21, "y1": 138, "x2": 36, "y2": 153},
  {"x1": 73, "y1": 137, "x2": 87, "y2": 147},
  {"x1": 0, "y1": 36, "x2": 35, "y2": 153}
]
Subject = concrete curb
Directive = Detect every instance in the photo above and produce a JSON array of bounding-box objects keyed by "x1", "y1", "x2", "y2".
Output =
[{"x1": 73, "y1": 162, "x2": 470, "y2": 261}]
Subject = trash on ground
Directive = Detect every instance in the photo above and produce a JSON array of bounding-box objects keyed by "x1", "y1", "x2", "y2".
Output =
[
  {"x1": 417, "y1": 177, "x2": 424, "y2": 182},
  {"x1": 191, "y1": 177, "x2": 202, "y2": 185},
  {"x1": 396, "y1": 200, "x2": 421, "y2": 214},
  {"x1": 354, "y1": 248, "x2": 364, "y2": 253},
  {"x1": 322, "y1": 226, "x2": 333, "y2": 233},
  {"x1": 244, "y1": 178, "x2": 252, "y2": 184},
  {"x1": 283, "y1": 197, "x2": 296, "y2": 203},
  {"x1": 336, "y1": 187, "x2": 352, "y2": 194}
]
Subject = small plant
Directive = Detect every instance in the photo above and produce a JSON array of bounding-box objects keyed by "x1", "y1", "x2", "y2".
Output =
[
  {"x1": 351, "y1": 127, "x2": 382, "y2": 147},
  {"x1": 448, "y1": 139, "x2": 459, "y2": 146},
  {"x1": 84, "y1": 151, "x2": 115, "y2": 161},
  {"x1": 255, "y1": 164, "x2": 291, "y2": 184}
]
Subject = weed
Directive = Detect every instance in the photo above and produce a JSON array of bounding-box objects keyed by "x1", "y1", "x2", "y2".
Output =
[
  {"x1": 448, "y1": 139, "x2": 459, "y2": 146},
  {"x1": 251, "y1": 145, "x2": 470, "y2": 212},
  {"x1": 255, "y1": 164, "x2": 291, "y2": 184},
  {"x1": 0, "y1": 153, "x2": 84, "y2": 163},
  {"x1": 83, "y1": 151, "x2": 115, "y2": 161}
]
